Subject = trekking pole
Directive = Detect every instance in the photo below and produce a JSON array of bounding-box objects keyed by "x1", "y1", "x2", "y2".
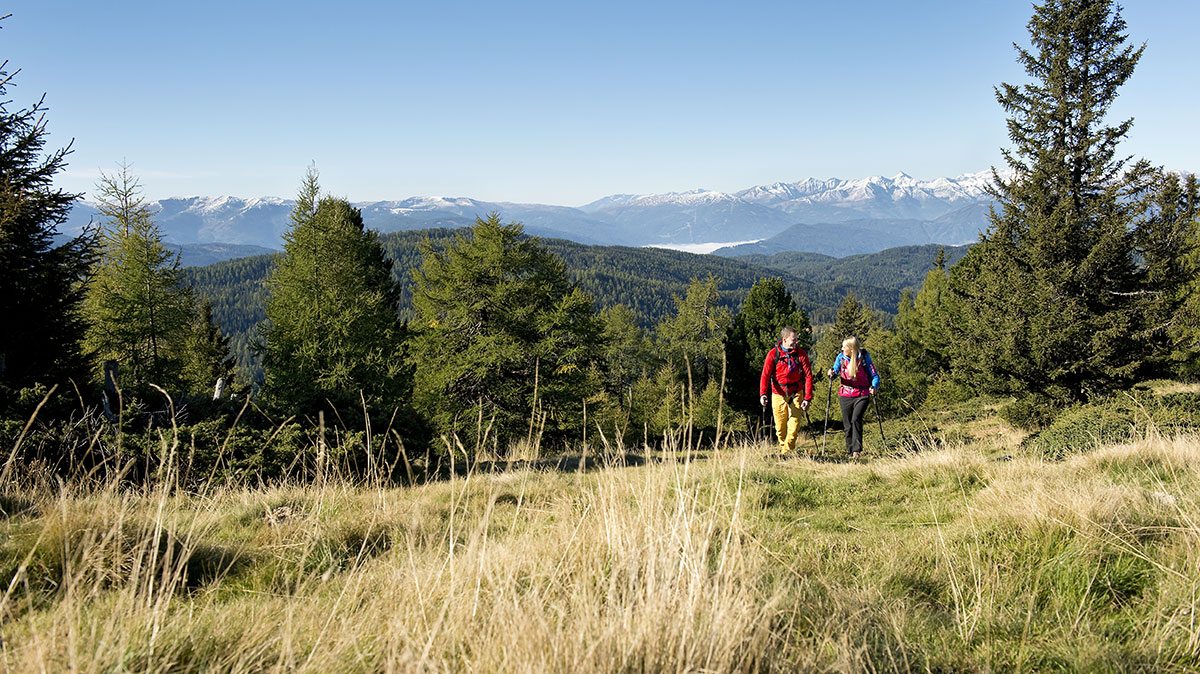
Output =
[
  {"x1": 760, "y1": 400, "x2": 768, "y2": 444},
  {"x1": 821, "y1": 375, "x2": 833, "y2": 453},
  {"x1": 802, "y1": 406, "x2": 819, "y2": 456},
  {"x1": 873, "y1": 391, "x2": 886, "y2": 443}
]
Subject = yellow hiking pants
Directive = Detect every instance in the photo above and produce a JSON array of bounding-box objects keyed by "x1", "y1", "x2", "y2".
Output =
[{"x1": 771, "y1": 393, "x2": 805, "y2": 453}]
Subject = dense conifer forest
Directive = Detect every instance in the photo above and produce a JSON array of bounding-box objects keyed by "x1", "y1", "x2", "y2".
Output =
[{"x1": 181, "y1": 232, "x2": 963, "y2": 374}]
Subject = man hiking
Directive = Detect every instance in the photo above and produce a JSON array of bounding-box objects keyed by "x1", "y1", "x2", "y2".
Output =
[{"x1": 759, "y1": 326, "x2": 814, "y2": 456}]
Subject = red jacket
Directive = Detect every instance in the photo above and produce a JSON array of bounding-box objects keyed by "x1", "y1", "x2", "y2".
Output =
[{"x1": 759, "y1": 345, "x2": 813, "y2": 401}]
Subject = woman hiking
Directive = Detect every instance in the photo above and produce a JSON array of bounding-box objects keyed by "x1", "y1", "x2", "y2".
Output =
[
  {"x1": 828, "y1": 336, "x2": 879, "y2": 460},
  {"x1": 759, "y1": 326, "x2": 813, "y2": 456}
]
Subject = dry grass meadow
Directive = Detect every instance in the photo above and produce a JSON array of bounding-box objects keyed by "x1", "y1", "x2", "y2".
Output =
[{"x1": 2, "y1": 406, "x2": 1199, "y2": 672}]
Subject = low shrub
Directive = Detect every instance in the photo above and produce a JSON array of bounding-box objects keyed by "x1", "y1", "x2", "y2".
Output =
[
  {"x1": 1026, "y1": 402, "x2": 1135, "y2": 460},
  {"x1": 922, "y1": 375, "x2": 974, "y2": 408},
  {"x1": 1148, "y1": 392, "x2": 1200, "y2": 433},
  {"x1": 1000, "y1": 393, "x2": 1067, "y2": 431}
]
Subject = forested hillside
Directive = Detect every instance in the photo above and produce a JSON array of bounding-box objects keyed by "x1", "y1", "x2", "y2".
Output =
[
  {"x1": 375, "y1": 228, "x2": 839, "y2": 324},
  {"x1": 733, "y1": 244, "x2": 972, "y2": 312},
  {"x1": 182, "y1": 254, "x2": 275, "y2": 373},
  {"x1": 182, "y1": 229, "x2": 950, "y2": 372}
]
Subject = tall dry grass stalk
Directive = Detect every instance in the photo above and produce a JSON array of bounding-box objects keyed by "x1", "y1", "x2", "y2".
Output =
[{"x1": 1, "y1": 442, "x2": 785, "y2": 672}]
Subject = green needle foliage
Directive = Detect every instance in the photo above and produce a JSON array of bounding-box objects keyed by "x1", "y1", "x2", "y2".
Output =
[
  {"x1": 656, "y1": 276, "x2": 732, "y2": 392},
  {"x1": 83, "y1": 166, "x2": 196, "y2": 400},
  {"x1": 813, "y1": 292, "x2": 879, "y2": 373},
  {"x1": 180, "y1": 298, "x2": 237, "y2": 400},
  {"x1": 0, "y1": 42, "x2": 95, "y2": 394},
  {"x1": 1136, "y1": 172, "x2": 1199, "y2": 376},
  {"x1": 726, "y1": 277, "x2": 811, "y2": 413},
  {"x1": 260, "y1": 169, "x2": 408, "y2": 422},
  {"x1": 949, "y1": 0, "x2": 1148, "y2": 402},
  {"x1": 873, "y1": 249, "x2": 955, "y2": 410},
  {"x1": 598, "y1": 304, "x2": 653, "y2": 397},
  {"x1": 650, "y1": 277, "x2": 741, "y2": 438},
  {"x1": 410, "y1": 214, "x2": 603, "y2": 454},
  {"x1": 1176, "y1": 207, "x2": 1200, "y2": 376}
]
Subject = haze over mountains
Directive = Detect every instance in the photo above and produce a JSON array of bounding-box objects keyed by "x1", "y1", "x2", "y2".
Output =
[{"x1": 63, "y1": 171, "x2": 996, "y2": 260}]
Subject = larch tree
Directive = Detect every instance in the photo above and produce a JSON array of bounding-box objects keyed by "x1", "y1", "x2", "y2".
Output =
[
  {"x1": 656, "y1": 276, "x2": 732, "y2": 394},
  {"x1": 652, "y1": 276, "x2": 736, "y2": 438},
  {"x1": 410, "y1": 214, "x2": 603, "y2": 453},
  {"x1": 260, "y1": 168, "x2": 408, "y2": 421},
  {"x1": 83, "y1": 165, "x2": 195, "y2": 400}
]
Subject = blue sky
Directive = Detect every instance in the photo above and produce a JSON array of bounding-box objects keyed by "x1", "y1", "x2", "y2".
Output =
[{"x1": 4, "y1": 1, "x2": 1196, "y2": 205}]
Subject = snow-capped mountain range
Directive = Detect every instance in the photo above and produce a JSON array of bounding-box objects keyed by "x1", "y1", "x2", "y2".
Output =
[
  {"x1": 63, "y1": 171, "x2": 997, "y2": 258},
  {"x1": 731, "y1": 171, "x2": 993, "y2": 219}
]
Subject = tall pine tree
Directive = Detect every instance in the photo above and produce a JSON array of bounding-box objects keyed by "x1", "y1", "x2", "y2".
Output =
[
  {"x1": 1168, "y1": 175, "x2": 1200, "y2": 375},
  {"x1": 895, "y1": 249, "x2": 953, "y2": 377},
  {"x1": 0, "y1": 40, "x2": 95, "y2": 395},
  {"x1": 871, "y1": 249, "x2": 956, "y2": 410},
  {"x1": 949, "y1": 0, "x2": 1146, "y2": 401},
  {"x1": 652, "y1": 276, "x2": 737, "y2": 439},
  {"x1": 181, "y1": 298, "x2": 237, "y2": 399},
  {"x1": 656, "y1": 276, "x2": 732, "y2": 392}
]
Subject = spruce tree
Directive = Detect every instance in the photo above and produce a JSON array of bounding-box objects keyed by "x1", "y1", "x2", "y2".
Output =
[
  {"x1": 1170, "y1": 176, "x2": 1200, "y2": 375},
  {"x1": 813, "y1": 292, "x2": 878, "y2": 372},
  {"x1": 726, "y1": 277, "x2": 810, "y2": 412},
  {"x1": 181, "y1": 298, "x2": 236, "y2": 399},
  {"x1": 0, "y1": 45, "x2": 95, "y2": 394},
  {"x1": 82, "y1": 166, "x2": 196, "y2": 399},
  {"x1": 260, "y1": 169, "x2": 407, "y2": 420},
  {"x1": 949, "y1": 0, "x2": 1146, "y2": 400},
  {"x1": 872, "y1": 251, "x2": 955, "y2": 409},
  {"x1": 896, "y1": 250, "x2": 952, "y2": 376},
  {"x1": 1135, "y1": 172, "x2": 1198, "y2": 375}
]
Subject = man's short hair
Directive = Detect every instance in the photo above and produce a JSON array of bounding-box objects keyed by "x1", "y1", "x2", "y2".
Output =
[{"x1": 780, "y1": 326, "x2": 796, "y2": 339}]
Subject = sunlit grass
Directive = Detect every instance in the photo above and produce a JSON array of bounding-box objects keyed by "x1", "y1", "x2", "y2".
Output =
[{"x1": 2, "y1": 419, "x2": 1199, "y2": 671}]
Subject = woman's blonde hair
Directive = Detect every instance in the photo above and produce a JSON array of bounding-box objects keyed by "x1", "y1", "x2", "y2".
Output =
[{"x1": 841, "y1": 336, "x2": 861, "y2": 379}]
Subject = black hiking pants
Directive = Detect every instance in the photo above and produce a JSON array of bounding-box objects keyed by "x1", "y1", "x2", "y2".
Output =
[{"x1": 839, "y1": 395, "x2": 871, "y2": 455}]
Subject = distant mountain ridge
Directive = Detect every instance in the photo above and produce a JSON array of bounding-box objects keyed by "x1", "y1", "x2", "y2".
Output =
[
  {"x1": 712, "y1": 202, "x2": 990, "y2": 258},
  {"x1": 173, "y1": 243, "x2": 280, "y2": 267},
  {"x1": 63, "y1": 171, "x2": 998, "y2": 254}
]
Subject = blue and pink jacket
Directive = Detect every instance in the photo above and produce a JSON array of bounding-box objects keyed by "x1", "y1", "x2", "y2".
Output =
[{"x1": 830, "y1": 350, "x2": 880, "y2": 398}]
